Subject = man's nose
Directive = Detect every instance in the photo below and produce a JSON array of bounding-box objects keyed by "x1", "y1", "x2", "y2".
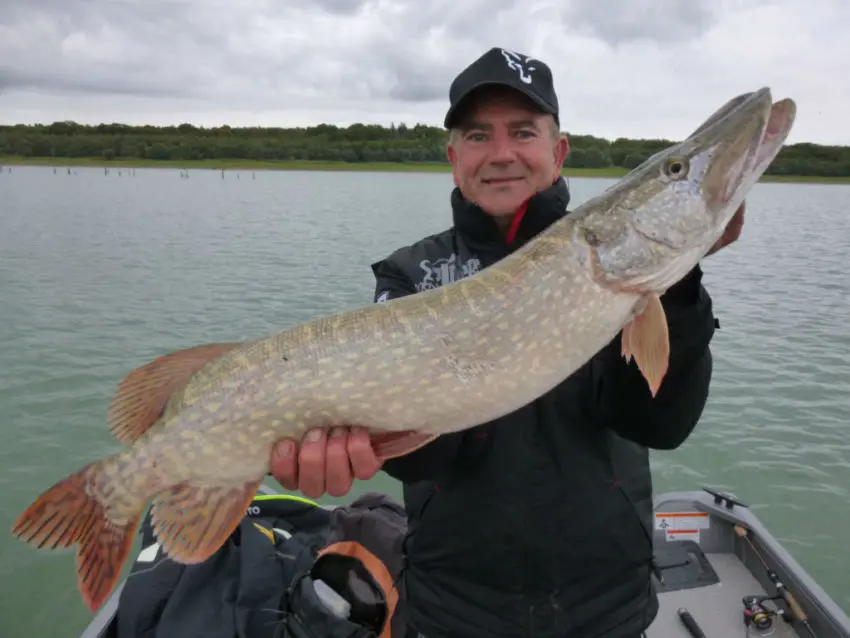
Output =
[{"x1": 488, "y1": 133, "x2": 516, "y2": 163}]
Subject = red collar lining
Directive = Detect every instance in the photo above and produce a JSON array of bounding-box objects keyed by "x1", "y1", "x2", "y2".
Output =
[{"x1": 505, "y1": 200, "x2": 529, "y2": 245}]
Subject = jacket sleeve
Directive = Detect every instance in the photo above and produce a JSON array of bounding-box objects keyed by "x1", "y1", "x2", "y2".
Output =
[
  {"x1": 589, "y1": 264, "x2": 716, "y2": 450},
  {"x1": 368, "y1": 258, "x2": 466, "y2": 484}
]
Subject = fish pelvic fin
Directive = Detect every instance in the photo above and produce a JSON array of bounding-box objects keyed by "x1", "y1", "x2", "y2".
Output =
[
  {"x1": 371, "y1": 431, "x2": 438, "y2": 461},
  {"x1": 149, "y1": 478, "x2": 262, "y2": 564},
  {"x1": 11, "y1": 458, "x2": 143, "y2": 613},
  {"x1": 108, "y1": 342, "x2": 242, "y2": 445},
  {"x1": 621, "y1": 293, "x2": 670, "y2": 397}
]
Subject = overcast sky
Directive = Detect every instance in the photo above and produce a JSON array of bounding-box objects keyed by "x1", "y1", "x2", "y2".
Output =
[{"x1": 0, "y1": 0, "x2": 845, "y2": 145}]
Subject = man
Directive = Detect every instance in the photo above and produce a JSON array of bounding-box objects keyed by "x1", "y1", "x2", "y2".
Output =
[{"x1": 270, "y1": 47, "x2": 744, "y2": 638}]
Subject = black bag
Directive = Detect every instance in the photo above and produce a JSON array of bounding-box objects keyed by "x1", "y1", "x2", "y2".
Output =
[
  {"x1": 276, "y1": 492, "x2": 408, "y2": 638},
  {"x1": 112, "y1": 491, "x2": 408, "y2": 638}
]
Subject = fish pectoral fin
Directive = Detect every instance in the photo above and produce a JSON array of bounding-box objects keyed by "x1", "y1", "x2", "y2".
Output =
[
  {"x1": 10, "y1": 458, "x2": 141, "y2": 613},
  {"x1": 620, "y1": 293, "x2": 670, "y2": 397},
  {"x1": 620, "y1": 320, "x2": 633, "y2": 363},
  {"x1": 107, "y1": 342, "x2": 243, "y2": 445},
  {"x1": 150, "y1": 478, "x2": 261, "y2": 564},
  {"x1": 371, "y1": 431, "x2": 438, "y2": 461}
]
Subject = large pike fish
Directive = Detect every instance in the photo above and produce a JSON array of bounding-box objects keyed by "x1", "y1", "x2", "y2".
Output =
[{"x1": 12, "y1": 87, "x2": 795, "y2": 612}]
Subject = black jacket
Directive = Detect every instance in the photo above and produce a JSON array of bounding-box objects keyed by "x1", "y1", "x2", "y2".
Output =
[{"x1": 369, "y1": 178, "x2": 716, "y2": 638}]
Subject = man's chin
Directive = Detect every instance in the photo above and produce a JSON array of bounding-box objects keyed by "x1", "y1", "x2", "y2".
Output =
[{"x1": 478, "y1": 197, "x2": 528, "y2": 217}]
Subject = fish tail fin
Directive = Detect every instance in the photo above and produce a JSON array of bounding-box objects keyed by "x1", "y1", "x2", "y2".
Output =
[{"x1": 11, "y1": 458, "x2": 143, "y2": 612}]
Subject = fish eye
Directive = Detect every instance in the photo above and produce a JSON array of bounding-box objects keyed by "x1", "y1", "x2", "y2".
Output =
[{"x1": 662, "y1": 156, "x2": 690, "y2": 180}]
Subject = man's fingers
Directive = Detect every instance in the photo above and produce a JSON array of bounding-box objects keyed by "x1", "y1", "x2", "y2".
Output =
[
  {"x1": 297, "y1": 428, "x2": 328, "y2": 499},
  {"x1": 270, "y1": 440, "x2": 298, "y2": 491},
  {"x1": 325, "y1": 427, "x2": 354, "y2": 497},
  {"x1": 348, "y1": 427, "x2": 383, "y2": 481},
  {"x1": 269, "y1": 426, "x2": 380, "y2": 499}
]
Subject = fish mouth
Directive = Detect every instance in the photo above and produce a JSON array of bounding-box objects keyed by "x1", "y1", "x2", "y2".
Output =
[
  {"x1": 715, "y1": 96, "x2": 795, "y2": 213},
  {"x1": 752, "y1": 97, "x2": 796, "y2": 173},
  {"x1": 702, "y1": 89, "x2": 793, "y2": 214}
]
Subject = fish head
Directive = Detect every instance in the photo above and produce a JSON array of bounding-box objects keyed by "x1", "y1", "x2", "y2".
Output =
[{"x1": 572, "y1": 87, "x2": 796, "y2": 295}]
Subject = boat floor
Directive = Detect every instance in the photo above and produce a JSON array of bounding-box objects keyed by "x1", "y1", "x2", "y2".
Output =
[{"x1": 649, "y1": 549, "x2": 798, "y2": 638}]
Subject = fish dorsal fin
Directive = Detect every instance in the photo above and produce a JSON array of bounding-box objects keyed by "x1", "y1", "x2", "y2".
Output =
[{"x1": 107, "y1": 342, "x2": 242, "y2": 445}]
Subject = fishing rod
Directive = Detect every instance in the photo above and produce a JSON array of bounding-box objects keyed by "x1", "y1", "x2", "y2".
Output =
[{"x1": 734, "y1": 525, "x2": 818, "y2": 637}]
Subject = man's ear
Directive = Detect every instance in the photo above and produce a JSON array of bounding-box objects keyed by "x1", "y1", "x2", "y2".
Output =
[{"x1": 447, "y1": 142, "x2": 460, "y2": 187}]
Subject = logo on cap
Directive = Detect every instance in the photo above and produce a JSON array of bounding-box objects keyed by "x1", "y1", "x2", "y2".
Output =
[{"x1": 499, "y1": 49, "x2": 538, "y2": 85}]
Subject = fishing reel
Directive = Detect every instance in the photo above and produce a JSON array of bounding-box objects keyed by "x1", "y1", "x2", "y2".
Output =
[{"x1": 742, "y1": 595, "x2": 782, "y2": 632}]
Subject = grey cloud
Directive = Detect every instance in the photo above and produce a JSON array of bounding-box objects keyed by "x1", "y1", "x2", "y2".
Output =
[
  {"x1": 310, "y1": 0, "x2": 373, "y2": 15},
  {"x1": 0, "y1": 0, "x2": 544, "y2": 108},
  {"x1": 0, "y1": 0, "x2": 539, "y2": 106},
  {"x1": 336, "y1": 0, "x2": 527, "y2": 103},
  {"x1": 0, "y1": 0, "x2": 844, "y2": 145},
  {"x1": 563, "y1": 0, "x2": 718, "y2": 46},
  {"x1": 0, "y1": 65, "x2": 197, "y2": 98},
  {"x1": 387, "y1": 76, "x2": 445, "y2": 103},
  {"x1": 0, "y1": 0, "x2": 231, "y2": 100}
]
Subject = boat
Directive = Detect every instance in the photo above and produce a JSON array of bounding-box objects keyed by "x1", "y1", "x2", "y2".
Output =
[
  {"x1": 647, "y1": 488, "x2": 849, "y2": 637},
  {"x1": 80, "y1": 485, "x2": 850, "y2": 638}
]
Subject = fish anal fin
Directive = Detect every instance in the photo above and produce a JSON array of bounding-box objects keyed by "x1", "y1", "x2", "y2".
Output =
[
  {"x1": 371, "y1": 431, "x2": 438, "y2": 461},
  {"x1": 11, "y1": 459, "x2": 142, "y2": 612},
  {"x1": 621, "y1": 293, "x2": 670, "y2": 397},
  {"x1": 150, "y1": 478, "x2": 261, "y2": 564},
  {"x1": 107, "y1": 342, "x2": 242, "y2": 445}
]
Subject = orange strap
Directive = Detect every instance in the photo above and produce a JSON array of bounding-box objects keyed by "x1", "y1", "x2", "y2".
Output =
[{"x1": 317, "y1": 541, "x2": 399, "y2": 638}]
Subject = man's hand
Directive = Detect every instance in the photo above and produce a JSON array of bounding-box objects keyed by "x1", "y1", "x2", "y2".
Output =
[
  {"x1": 269, "y1": 426, "x2": 383, "y2": 499},
  {"x1": 706, "y1": 201, "x2": 746, "y2": 257}
]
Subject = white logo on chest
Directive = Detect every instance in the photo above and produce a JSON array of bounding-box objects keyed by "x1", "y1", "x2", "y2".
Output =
[{"x1": 415, "y1": 254, "x2": 481, "y2": 292}]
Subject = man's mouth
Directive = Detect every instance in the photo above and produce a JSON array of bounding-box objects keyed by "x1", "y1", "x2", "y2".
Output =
[{"x1": 481, "y1": 176, "x2": 524, "y2": 184}]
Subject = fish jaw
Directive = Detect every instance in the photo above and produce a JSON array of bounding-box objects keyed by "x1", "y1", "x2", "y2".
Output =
[
  {"x1": 748, "y1": 97, "x2": 797, "y2": 183},
  {"x1": 570, "y1": 88, "x2": 795, "y2": 297},
  {"x1": 704, "y1": 95, "x2": 796, "y2": 228}
]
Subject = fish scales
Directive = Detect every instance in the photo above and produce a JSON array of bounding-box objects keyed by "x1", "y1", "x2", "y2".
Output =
[
  {"x1": 65, "y1": 221, "x2": 637, "y2": 563},
  {"x1": 171, "y1": 228, "x2": 623, "y2": 441},
  {"x1": 11, "y1": 86, "x2": 797, "y2": 614}
]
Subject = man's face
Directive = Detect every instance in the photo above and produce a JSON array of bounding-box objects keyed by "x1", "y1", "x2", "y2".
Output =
[{"x1": 447, "y1": 88, "x2": 569, "y2": 222}]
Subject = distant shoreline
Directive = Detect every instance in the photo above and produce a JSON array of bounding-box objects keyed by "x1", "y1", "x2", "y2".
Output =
[{"x1": 1, "y1": 156, "x2": 847, "y2": 184}]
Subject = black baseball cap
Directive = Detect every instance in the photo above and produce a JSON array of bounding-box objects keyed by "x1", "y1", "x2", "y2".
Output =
[{"x1": 443, "y1": 47, "x2": 560, "y2": 129}]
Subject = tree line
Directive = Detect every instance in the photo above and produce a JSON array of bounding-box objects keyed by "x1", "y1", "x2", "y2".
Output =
[{"x1": 0, "y1": 120, "x2": 848, "y2": 177}]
